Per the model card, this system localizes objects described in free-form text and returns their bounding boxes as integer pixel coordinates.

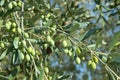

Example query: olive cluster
[87,56,99,70]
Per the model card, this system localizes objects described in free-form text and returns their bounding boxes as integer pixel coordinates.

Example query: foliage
[0,0,120,80]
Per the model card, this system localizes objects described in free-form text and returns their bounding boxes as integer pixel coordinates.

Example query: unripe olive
[76,48,81,54]
[12,1,17,6]
[93,56,98,63]
[8,2,13,9]
[68,51,72,57]
[87,60,92,66]
[31,49,35,56]
[49,40,55,46]
[24,32,29,38]
[46,36,51,42]
[44,67,49,74]
[43,44,48,49]
[47,14,51,18]
[5,23,11,30]
[12,22,16,27]
[12,28,16,33]
[21,40,26,47]
[20,52,24,60]
[48,76,52,80]
[17,27,22,34]
[27,46,33,54]
[102,56,107,63]
[62,40,67,47]
[63,49,69,54]
[26,54,30,61]
[0,42,5,48]
[91,62,96,70]
[75,57,81,64]
[36,50,41,55]
[17,1,22,7]
[51,27,56,32]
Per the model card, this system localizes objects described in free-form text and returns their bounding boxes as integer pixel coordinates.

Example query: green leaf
[0,75,9,80]
[11,67,19,77]
[13,37,19,49]
[39,69,44,80]
[108,53,120,64]
[0,49,7,60]
[81,28,102,41]
[109,32,120,52]
[70,23,80,33]
[0,0,5,6]
[52,72,57,80]
[11,51,18,65]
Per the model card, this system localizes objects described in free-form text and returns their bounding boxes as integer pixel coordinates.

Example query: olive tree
[0,0,120,80]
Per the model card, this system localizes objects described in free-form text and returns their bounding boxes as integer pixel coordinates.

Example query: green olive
[49,40,55,46]
[21,40,26,47]
[17,1,22,7]
[5,23,11,30]
[0,42,5,48]
[8,2,13,9]
[12,1,17,6]
[75,57,81,64]
[12,28,16,33]
[20,52,24,60]
[12,22,17,27]
[63,49,69,54]
[93,56,98,63]
[87,60,92,66]
[91,62,96,70]
[44,67,49,74]
[24,32,29,38]
[76,48,81,54]
[62,40,67,47]
[46,36,51,42]
[68,51,72,57]
[26,54,30,61]
[43,44,48,49]
[31,49,35,56]
[17,27,22,34]
[27,46,33,54]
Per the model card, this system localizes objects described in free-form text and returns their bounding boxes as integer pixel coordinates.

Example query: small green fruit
[5,23,11,30]
[17,27,22,34]
[12,22,16,27]
[75,57,81,64]
[76,48,81,54]
[26,54,30,61]
[20,52,24,60]
[91,62,96,70]
[43,44,48,49]
[87,60,92,66]
[62,40,67,47]
[22,40,26,47]
[24,32,29,38]
[63,49,69,54]
[0,42,5,48]
[46,36,51,42]
[12,28,16,33]
[93,56,98,63]
[49,40,55,46]
[17,1,22,7]
[31,49,35,56]
[12,1,17,6]
[102,56,107,63]
[68,51,72,57]
[27,46,33,54]
[8,2,13,9]
[44,67,49,74]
